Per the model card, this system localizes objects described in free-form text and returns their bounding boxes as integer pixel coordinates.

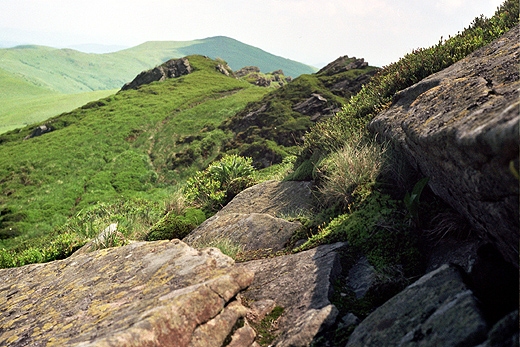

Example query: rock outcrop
[369,25,519,267]
[346,264,488,347]
[317,55,368,75]
[293,93,338,121]
[0,240,254,347]
[23,124,53,140]
[184,180,314,252]
[121,57,193,90]
[235,66,261,78]
[239,242,347,347]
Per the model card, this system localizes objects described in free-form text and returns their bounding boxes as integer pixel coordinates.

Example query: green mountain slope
[0,56,271,251]
[0,37,316,94]
[0,68,116,134]
[176,36,315,78]
[0,36,316,135]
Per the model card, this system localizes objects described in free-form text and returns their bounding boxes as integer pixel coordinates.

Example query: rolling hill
[0,36,317,134]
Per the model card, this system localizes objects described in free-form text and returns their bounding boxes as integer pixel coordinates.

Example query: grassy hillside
[0,36,316,135]
[1,0,515,271]
[0,68,116,133]
[0,55,271,263]
[0,37,316,94]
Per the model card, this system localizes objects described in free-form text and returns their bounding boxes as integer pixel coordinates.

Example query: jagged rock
[227,322,257,347]
[292,93,333,120]
[330,71,376,98]
[340,313,360,328]
[255,76,271,87]
[238,242,347,347]
[317,55,368,75]
[215,63,233,76]
[346,264,488,347]
[184,180,313,252]
[23,124,53,140]
[0,240,253,347]
[235,66,261,78]
[475,310,519,347]
[424,237,482,274]
[121,57,193,90]
[369,25,520,267]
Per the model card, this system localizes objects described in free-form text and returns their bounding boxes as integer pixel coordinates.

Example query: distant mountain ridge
[0,36,316,94]
[0,36,317,133]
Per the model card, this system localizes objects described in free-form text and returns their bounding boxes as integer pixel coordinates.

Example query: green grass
[0,90,116,134]
[0,1,516,269]
[0,37,316,135]
[0,55,271,266]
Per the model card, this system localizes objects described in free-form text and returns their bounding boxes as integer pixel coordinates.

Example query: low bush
[184,154,256,213]
[316,138,387,209]
[298,190,422,276]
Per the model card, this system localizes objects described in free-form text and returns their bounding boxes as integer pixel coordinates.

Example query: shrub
[60,198,162,241]
[185,155,256,213]
[146,208,206,241]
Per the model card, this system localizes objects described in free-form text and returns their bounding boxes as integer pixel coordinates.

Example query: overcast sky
[0,0,505,67]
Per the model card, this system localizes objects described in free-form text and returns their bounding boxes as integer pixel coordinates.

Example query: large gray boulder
[218,180,314,217]
[346,264,488,347]
[238,242,347,347]
[184,180,314,252]
[0,240,254,347]
[183,212,302,252]
[369,25,519,267]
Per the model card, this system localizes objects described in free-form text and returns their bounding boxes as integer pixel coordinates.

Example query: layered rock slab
[0,240,253,347]
[184,180,314,251]
[238,242,347,347]
[369,25,520,266]
[346,264,487,347]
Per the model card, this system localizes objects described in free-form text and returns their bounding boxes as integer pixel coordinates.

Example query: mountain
[0,53,375,263]
[0,37,316,94]
[0,36,317,134]
[0,55,270,241]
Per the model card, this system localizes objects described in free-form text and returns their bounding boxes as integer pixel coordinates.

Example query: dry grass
[317,138,387,208]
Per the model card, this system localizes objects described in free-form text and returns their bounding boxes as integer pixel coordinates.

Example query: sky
[0,0,505,67]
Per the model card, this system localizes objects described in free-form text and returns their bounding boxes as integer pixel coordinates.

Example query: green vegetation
[300,0,518,161]
[0,36,316,135]
[185,154,256,213]
[222,57,378,167]
[250,306,285,346]
[146,208,206,241]
[0,0,517,278]
[0,55,271,267]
